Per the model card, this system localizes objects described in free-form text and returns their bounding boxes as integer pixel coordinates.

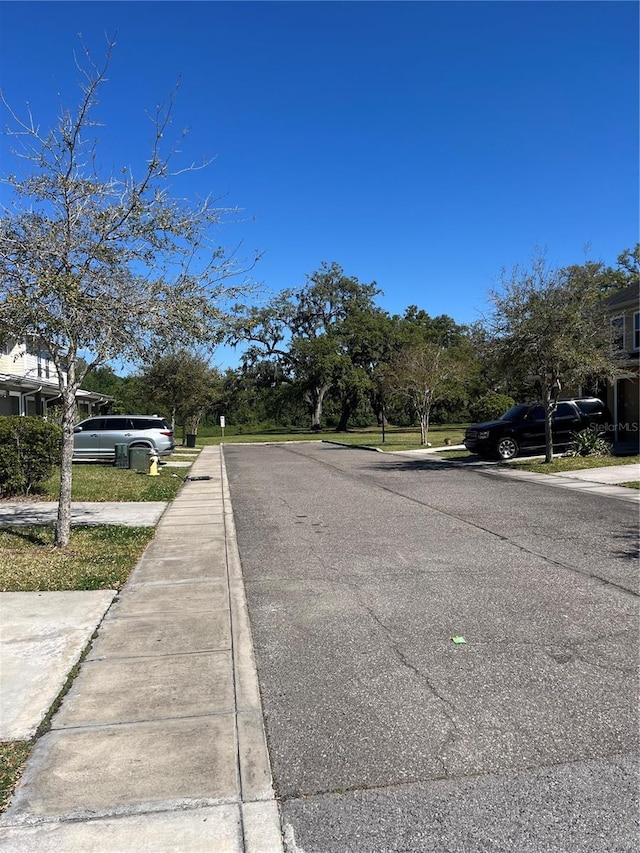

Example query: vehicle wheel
[495,436,518,460]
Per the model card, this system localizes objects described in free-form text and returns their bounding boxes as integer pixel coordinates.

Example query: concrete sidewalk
[0,591,117,741]
[471,460,640,502]
[398,448,640,503]
[0,501,167,527]
[0,446,283,852]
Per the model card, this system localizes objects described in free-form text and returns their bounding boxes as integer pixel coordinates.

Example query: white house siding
[0,344,62,385]
[0,342,109,418]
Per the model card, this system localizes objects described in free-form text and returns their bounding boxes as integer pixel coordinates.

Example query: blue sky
[1,1,638,369]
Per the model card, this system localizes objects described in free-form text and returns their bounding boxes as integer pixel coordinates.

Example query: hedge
[0,417,62,498]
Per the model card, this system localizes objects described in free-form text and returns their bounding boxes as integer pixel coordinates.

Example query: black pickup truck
[464,397,612,460]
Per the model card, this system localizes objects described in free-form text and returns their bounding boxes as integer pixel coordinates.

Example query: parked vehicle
[463,397,612,460]
[73,415,174,461]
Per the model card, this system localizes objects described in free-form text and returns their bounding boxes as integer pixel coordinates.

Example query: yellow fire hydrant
[148,452,160,476]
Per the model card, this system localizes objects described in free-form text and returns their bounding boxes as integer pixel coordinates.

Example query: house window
[37,351,51,379]
[0,392,20,416]
[610,315,624,352]
[634,312,639,351]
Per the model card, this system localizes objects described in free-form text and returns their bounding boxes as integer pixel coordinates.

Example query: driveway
[224,442,639,853]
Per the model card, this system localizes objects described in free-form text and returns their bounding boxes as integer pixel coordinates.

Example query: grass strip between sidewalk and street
[503,455,640,475]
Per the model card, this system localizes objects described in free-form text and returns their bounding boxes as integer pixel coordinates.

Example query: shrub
[0,417,62,497]
[567,428,612,458]
[469,392,516,424]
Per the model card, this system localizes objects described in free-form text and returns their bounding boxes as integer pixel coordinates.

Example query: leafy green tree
[615,244,639,280]
[561,244,639,296]
[79,365,128,412]
[0,42,254,546]
[338,307,398,428]
[388,309,477,428]
[230,262,379,429]
[137,351,222,440]
[469,391,516,423]
[487,253,624,463]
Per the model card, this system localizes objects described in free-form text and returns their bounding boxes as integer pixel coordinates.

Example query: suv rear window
[573,399,603,414]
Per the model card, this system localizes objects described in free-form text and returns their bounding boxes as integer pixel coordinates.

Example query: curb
[220,448,284,852]
[321,440,384,452]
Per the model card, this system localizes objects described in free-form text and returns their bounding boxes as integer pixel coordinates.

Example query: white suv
[73,415,175,461]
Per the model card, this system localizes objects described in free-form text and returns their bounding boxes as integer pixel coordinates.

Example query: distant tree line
[86,247,638,449]
[5,38,633,548]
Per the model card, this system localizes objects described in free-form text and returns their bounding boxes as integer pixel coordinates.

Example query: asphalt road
[224,442,639,853]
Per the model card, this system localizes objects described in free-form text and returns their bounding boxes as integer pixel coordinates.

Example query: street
[224,442,639,853]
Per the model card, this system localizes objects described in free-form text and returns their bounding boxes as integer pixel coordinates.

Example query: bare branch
[0,37,257,546]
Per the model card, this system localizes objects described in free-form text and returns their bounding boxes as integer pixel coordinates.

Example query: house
[604,282,639,445]
[0,339,111,418]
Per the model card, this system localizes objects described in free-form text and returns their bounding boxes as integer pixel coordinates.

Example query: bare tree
[385,342,467,445]
[0,40,257,545]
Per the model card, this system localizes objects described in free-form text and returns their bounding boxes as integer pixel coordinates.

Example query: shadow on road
[613,523,640,561]
[363,457,454,474]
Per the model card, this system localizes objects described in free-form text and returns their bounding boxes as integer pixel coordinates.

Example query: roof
[603,281,639,310]
[0,373,112,403]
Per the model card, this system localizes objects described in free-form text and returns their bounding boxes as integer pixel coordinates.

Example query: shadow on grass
[0,527,52,546]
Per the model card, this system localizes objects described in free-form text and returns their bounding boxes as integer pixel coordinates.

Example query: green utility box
[129,447,151,472]
[114,443,130,469]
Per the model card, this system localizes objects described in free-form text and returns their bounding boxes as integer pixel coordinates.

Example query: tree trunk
[308,383,329,430]
[336,397,355,432]
[371,392,385,426]
[55,388,77,547]
[420,413,427,445]
[543,386,556,463]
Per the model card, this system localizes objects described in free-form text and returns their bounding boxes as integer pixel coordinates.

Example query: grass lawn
[0,525,155,592]
[0,742,31,812]
[503,455,640,475]
[193,424,469,453]
[620,481,640,489]
[36,463,186,502]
